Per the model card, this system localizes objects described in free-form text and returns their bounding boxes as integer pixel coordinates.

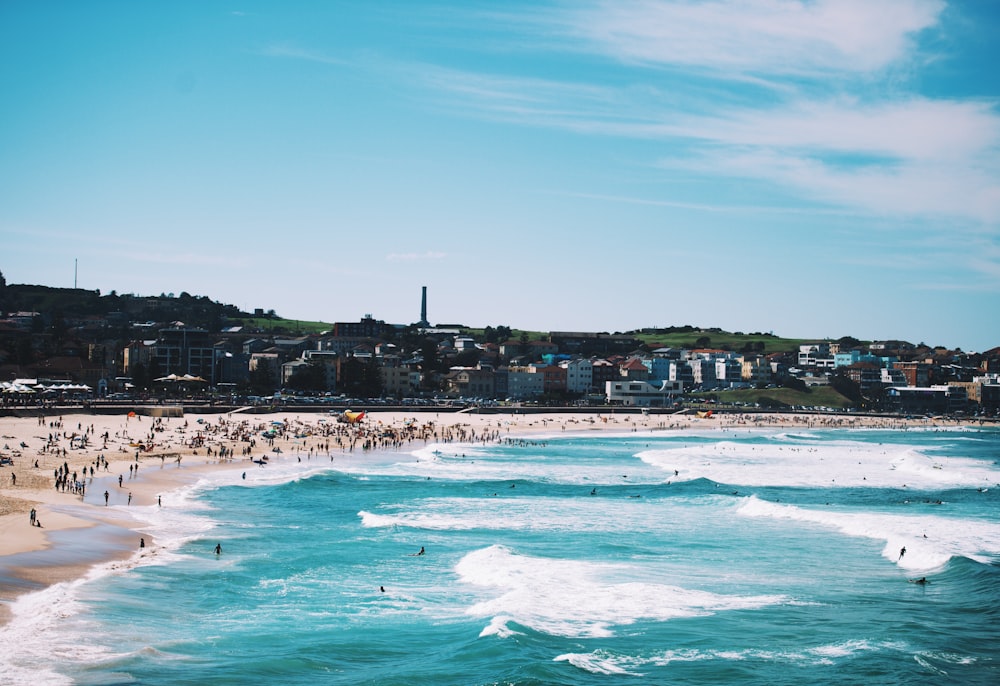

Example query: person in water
[215,543,222,555]
[416,546,425,556]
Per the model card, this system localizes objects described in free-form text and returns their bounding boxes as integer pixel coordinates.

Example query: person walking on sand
[104,490,109,506]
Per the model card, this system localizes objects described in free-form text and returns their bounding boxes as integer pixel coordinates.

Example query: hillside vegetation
[691,385,854,410]
[632,327,821,355]
[0,280,845,350]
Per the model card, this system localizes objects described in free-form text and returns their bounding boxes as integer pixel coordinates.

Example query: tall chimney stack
[419,286,429,327]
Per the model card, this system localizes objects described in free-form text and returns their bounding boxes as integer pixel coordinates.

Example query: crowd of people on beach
[2,409,980,505]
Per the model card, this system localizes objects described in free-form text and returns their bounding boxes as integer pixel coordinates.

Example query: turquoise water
[3,426,1000,684]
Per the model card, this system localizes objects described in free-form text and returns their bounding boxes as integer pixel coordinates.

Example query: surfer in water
[909,577,928,584]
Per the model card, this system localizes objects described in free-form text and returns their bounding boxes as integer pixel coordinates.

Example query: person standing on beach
[29,507,36,525]
[104,490,109,505]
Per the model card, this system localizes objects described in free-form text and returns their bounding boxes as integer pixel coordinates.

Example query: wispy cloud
[547,189,853,216]
[401,1,1000,230]
[562,0,945,78]
[256,2,1000,237]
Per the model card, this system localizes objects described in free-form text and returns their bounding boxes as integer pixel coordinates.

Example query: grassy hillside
[234,321,827,354]
[632,329,818,354]
[691,385,855,410]
[234,317,334,334]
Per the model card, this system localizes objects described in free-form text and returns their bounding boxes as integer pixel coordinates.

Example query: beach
[1,407,998,684]
[0,405,969,627]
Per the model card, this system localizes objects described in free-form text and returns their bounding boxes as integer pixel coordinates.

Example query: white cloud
[264,2,1000,234]
[679,147,1000,222]
[654,97,1000,223]
[565,0,945,77]
[409,1,1000,230]
[669,98,1000,162]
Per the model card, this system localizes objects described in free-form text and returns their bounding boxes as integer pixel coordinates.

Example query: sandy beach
[0,406,970,626]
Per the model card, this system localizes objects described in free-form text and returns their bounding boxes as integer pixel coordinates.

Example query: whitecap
[455,545,785,639]
[737,495,1000,571]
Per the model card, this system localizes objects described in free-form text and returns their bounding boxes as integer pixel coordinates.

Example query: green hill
[691,385,855,410]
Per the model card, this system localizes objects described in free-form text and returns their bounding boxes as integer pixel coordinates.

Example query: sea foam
[638,436,1000,489]
[737,495,1000,571]
[455,544,784,639]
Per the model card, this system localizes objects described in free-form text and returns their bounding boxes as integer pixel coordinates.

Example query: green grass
[632,331,819,354]
[691,385,855,409]
[228,320,840,355]
[232,317,333,334]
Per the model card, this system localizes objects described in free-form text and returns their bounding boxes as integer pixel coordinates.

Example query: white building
[798,343,835,368]
[560,358,594,394]
[714,358,744,385]
[606,379,684,407]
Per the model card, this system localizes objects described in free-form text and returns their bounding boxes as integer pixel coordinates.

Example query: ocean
[2,424,999,685]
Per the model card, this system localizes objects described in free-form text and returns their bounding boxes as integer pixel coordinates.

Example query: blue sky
[1,1,998,351]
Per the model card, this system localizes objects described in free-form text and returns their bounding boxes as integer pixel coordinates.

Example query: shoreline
[0,408,987,627]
